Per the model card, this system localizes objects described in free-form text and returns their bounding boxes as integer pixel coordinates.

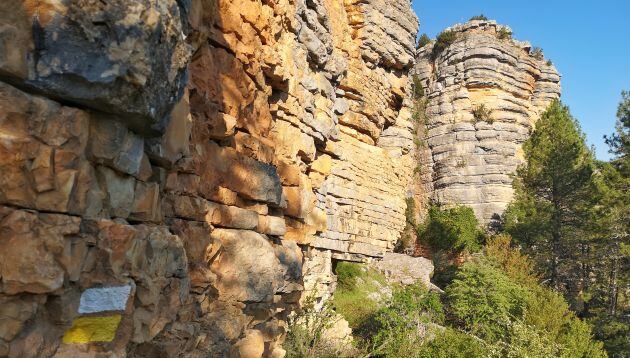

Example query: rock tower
[414,20,561,224]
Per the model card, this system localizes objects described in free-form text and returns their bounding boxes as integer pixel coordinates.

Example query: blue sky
[411,0,629,160]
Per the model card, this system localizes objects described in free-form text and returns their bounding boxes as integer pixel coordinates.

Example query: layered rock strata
[0,0,418,356]
[414,20,561,224]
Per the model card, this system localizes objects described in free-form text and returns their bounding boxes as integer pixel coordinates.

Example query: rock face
[0,0,418,356]
[375,253,435,288]
[414,20,561,224]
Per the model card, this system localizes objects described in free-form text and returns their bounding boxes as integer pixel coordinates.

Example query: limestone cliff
[414,20,561,224]
[0,0,418,357]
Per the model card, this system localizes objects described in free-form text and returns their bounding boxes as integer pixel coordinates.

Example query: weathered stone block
[210,229,284,302]
[0,0,191,134]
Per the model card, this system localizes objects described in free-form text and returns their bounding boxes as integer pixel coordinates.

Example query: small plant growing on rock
[285,294,351,358]
[398,197,419,253]
[469,14,488,21]
[472,104,493,123]
[530,46,544,60]
[412,74,424,99]
[417,33,431,49]
[497,27,512,40]
[546,59,553,66]
[432,30,458,59]
[413,164,423,175]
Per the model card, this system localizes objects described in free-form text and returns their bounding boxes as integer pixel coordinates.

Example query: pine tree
[590,91,630,356]
[504,100,598,302]
[605,91,630,175]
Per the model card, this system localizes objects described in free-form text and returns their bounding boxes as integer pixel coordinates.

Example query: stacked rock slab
[414,20,561,224]
[0,0,418,356]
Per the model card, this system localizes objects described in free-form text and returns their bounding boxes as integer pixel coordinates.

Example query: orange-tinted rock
[196,141,283,206]
[0,208,80,294]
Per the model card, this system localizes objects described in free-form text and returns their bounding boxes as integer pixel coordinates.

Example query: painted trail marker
[78,285,132,314]
[63,284,133,344]
[62,315,123,344]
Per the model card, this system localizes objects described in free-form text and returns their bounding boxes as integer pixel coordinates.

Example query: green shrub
[412,74,424,99]
[524,286,607,358]
[335,261,363,290]
[432,30,458,59]
[501,320,558,358]
[420,205,484,253]
[446,259,532,341]
[413,164,423,175]
[483,234,538,286]
[417,33,431,48]
[419,328,490,358]
[397,197,418,253]
[497,27,513,40]
[369,284,445,357]
[333,263,388,329]
[592,316,629,357]
[530,46,544,60]
[469,14,488,21]
[472,104,493,123]
[444,244,607,357]
[285,296,351,358]
[546,59,553,66]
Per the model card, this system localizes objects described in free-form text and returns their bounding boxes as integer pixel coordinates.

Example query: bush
[483,234,537,286]
[285,296,351,358]
[397,197,418,253]
[469,14,488,21]
[444,243,607,357]
[531,46,544,60]
[420,205,485,253]
[417,33,431,48]
[472,104,493,123]
[333,263,388,329]
[335,261,363,290]
[369,283,444,357]
[446,259,532,341]
[419,328,490,358]
[432,30,458,59]
[497,27,513,40]
[592,316,629,357]
[412,74,424,99]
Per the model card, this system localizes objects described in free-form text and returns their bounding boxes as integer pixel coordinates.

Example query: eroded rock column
[415,20,561,224]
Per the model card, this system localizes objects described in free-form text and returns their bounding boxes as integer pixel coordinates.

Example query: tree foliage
[432,30,458,59]
[503,97,628,356]
[504,100,597,296]
[421,205,485,253]
[469,14,488,21]
[445,236,606,357]
[417,33,431,48]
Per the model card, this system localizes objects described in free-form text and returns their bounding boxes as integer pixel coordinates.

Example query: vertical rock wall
[0,0,418,356]
[415,20,561,224]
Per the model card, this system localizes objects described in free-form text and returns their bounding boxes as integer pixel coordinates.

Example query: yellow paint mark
[62,315,122,344]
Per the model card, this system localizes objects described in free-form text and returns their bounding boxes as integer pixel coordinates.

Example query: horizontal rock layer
[414,20,561,224]
[0,0,418,356]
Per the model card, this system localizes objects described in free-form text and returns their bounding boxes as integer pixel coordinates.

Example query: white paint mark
[78,285,133,314]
